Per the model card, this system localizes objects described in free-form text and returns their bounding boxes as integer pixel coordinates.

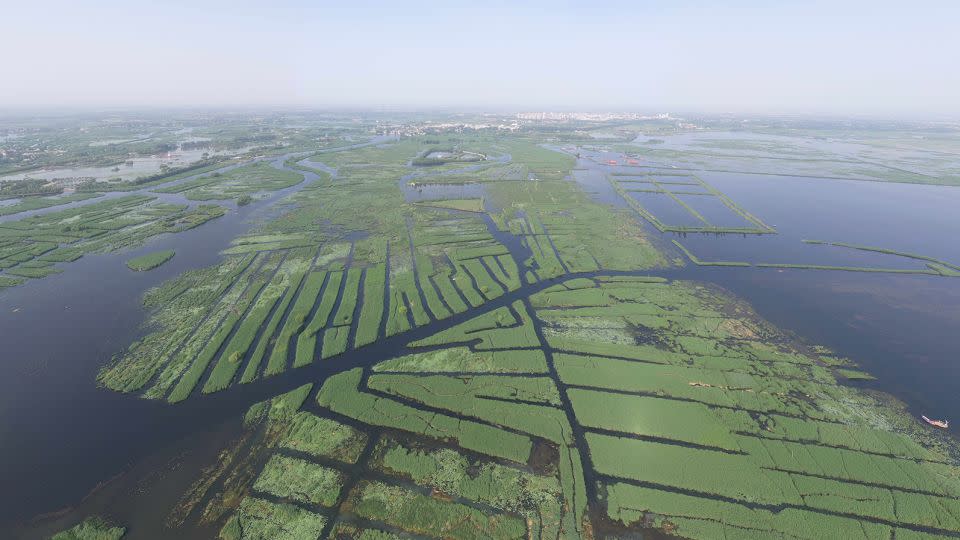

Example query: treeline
[0,179,63,199]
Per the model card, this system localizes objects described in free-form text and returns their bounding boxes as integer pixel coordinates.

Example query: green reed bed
[240,270,306,383]
[349,480,527,540]
[294,271,340,368]
[317,368,531,463]
[125,249,175,271]
[252,454,343,507]
[219,497,326,540]
[278,412,368,463]
[355,263,386,347]
[265,270,326,376]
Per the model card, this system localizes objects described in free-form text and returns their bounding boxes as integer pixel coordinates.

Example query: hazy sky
[5,0,959,115]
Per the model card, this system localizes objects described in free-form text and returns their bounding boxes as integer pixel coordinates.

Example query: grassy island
[125,249,175,271]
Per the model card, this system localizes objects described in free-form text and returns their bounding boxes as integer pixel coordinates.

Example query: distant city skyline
[5,0,959,116]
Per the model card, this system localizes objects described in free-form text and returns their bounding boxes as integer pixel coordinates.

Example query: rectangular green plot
[740,437,958,497]
[279,412,368,463]
[252,455,343,507]
[320,325,350,359]
[369,373,567,443]
[356,263,386,347]
[495,254,521,290]
[331,267,361,326]
[587,433,802,505]
[554,353,826,418]
[413,253,451,320]
[569,389,740,451]
[352,481,527,540]
[744,414,943,462]
[374,439,566,540]
[265,271,326,375]
[373,347,548,374]
[531,287,613,308]
[219,497,327,540]
[452,264,485,307]
[432,272,469,313]
[548,338,684,363]
[386,271,429,336]
[605,482,891,540]
[449,243,509,261]
[294,271,341,368]
[551,234,601,273]
[524,234,565,279]
[317,369,531,463]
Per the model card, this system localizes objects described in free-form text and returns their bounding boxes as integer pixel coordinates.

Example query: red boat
[922,415,949,429]
[627,159,640,165]
[606,160,618,165]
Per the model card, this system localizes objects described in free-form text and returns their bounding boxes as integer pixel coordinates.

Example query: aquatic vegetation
[125,249,175,271]
[252,454,343,506]
[373,438,567,539]
[348,481,527,540]
[355,263,386,347]
[278,412,367,463]
[156,161,303,201]
[266,270,327,375]
[218,497,326,540]
[51,516,126,540]
[4,265,62,278]
[0,275,24,288]
[295,271,342,367]
[0,192,102,217]
[373,346,548,373]
[68,132,960,540]
[0,195,223,287]
[317,368,532,463]
[838,368,878,380]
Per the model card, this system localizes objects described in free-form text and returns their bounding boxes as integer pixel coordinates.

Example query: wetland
[3,112,960,540]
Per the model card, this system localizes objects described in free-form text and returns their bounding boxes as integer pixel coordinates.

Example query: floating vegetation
[51,516,126,540]
[125,249,175,271]
[0,196,224,287]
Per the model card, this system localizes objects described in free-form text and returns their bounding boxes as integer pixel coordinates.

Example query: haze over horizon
[5,0,960,117]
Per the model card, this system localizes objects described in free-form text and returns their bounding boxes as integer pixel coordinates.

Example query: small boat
[606,160,618,165]
[922,415,949,429]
